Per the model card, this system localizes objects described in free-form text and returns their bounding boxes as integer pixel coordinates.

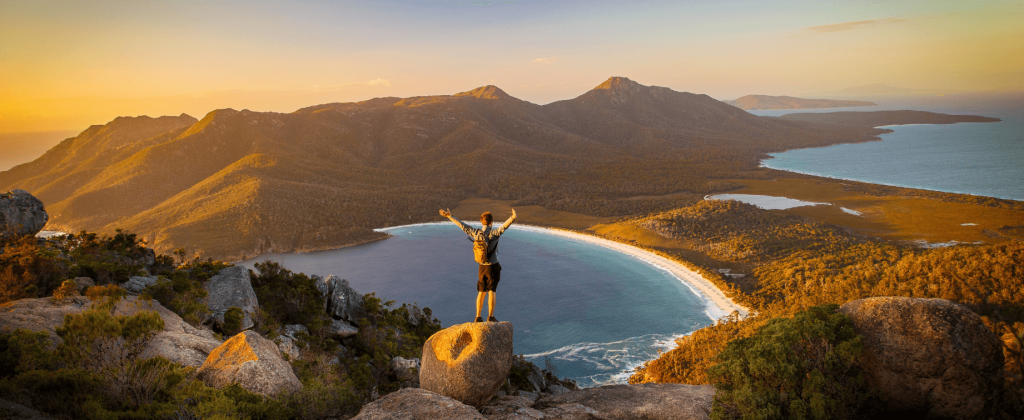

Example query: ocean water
[752,104,1024,201]
[238,223,716,387]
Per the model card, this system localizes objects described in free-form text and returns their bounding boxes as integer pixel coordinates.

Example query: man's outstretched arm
[493,208,517,236]
[439,208,480,236]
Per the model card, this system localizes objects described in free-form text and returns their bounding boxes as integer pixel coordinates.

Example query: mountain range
[3,77,985,260]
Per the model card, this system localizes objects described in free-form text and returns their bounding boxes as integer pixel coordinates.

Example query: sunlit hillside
[1,77,991,261]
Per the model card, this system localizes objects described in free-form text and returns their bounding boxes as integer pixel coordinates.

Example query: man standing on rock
[439,208,517,323]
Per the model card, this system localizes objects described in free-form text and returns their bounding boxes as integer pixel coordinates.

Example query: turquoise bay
[239,223,716,387]
[754,106,1024,201]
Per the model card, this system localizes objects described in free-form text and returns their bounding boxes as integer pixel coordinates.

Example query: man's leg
[487,291,496,318]
[476,292,486,319]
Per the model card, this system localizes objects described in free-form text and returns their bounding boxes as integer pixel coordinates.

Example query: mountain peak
[594,76,642,91]
[454,85,510,100]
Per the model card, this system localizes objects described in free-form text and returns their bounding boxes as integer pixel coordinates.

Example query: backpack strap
[485,238,499,259]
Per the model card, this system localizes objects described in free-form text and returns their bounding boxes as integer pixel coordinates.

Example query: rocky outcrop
[204,266,258,330]
[319,275,365,323]
[840,297,1004,419]
[122,275,158,295]
[0,190,48,240]
[390,356,420,382]
[421,321,514,407]
[359,383,714,419]
[330,318,359,339]
[0,296,221,367]
[277,324,307,360]
[198,331,301,396]
[532,383,715,419]
[351,388,486,420]
[72,277,94,292]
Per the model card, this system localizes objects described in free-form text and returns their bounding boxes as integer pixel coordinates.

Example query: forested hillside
[627,200,1023,407]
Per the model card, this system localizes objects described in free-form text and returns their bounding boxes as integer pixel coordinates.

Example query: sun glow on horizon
[1,0,1021,134]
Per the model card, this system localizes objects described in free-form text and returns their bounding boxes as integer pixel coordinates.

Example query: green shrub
[709,304,870,420]
[250,261,327,327]
[85,284,128,303]
[2,368,104,418]
[280,376,362,419]
[53,278,79,302]
[0,329,58,378]
[143,271,211,326]
[223,307,244,336]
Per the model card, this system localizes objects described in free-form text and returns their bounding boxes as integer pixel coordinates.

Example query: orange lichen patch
[432,326,479,366]
[202,333,258,370]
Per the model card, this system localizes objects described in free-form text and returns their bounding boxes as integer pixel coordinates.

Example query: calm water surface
[752,105,1024,201]
[239,223,717,387]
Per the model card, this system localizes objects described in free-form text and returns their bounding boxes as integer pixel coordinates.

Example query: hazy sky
[2,0,1021,133]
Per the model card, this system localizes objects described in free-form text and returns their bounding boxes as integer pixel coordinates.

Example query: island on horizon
[726,94,876,110]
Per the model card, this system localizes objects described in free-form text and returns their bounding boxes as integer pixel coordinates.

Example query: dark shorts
[477,263,501,292]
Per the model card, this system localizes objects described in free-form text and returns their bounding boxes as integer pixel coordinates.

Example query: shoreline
[377,222,749,320]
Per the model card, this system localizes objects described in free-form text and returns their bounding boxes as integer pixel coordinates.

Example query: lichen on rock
[197,330,301,396]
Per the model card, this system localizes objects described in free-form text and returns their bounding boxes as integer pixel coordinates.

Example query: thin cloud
[366,78,391,87]
[532,57,558,64]
[804,17,906,34]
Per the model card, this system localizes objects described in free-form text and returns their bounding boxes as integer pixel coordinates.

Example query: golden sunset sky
[1,0,1022,134]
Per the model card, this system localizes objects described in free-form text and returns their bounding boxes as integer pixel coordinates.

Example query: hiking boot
[488,316,497,322]
[475,317,484,323]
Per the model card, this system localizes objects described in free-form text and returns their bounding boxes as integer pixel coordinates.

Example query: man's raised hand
[511,208,517,219]
[439,209,451,218]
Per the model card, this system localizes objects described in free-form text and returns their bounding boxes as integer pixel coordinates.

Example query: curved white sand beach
[514,225,749,319]
[379,222,749,320]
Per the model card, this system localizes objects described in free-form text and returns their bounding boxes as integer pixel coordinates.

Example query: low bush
[709,305,870,420]
[52,278,79,303]
[143,271,211,327]
[222,307,244,336]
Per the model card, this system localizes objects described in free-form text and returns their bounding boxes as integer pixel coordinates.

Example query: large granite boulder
[421,321,514,407]
[319,275,365,323]
[0,296,222,367]
[532,383,715,420]
[122,275,159,295]
[0,190,48,240]
[204,266,258,330]
[839,297,1004,419]
[198,331,301,396]
[351,388,485,420]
